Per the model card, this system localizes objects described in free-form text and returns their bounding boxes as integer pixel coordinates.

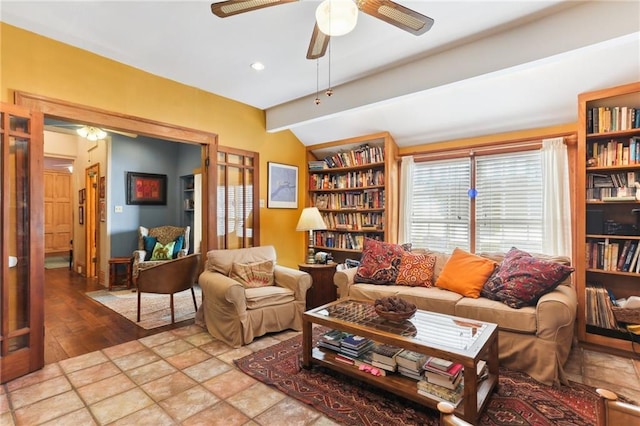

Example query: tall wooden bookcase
[305,132,399,263]
[576,81,640,354]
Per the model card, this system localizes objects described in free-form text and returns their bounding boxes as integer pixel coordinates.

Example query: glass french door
[1,102,45,383]
[216,147,259,249]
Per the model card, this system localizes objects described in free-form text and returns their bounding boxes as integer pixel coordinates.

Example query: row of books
[314,232,382,250]
[323,144,385,169]
[585,282,619,330]
[318,330,487,407]
[320,211,384,231]
[586,239,640,273]
[587,171,639,188]
[309,169,385,190]
[587,138,640,167]
[586,107,640,134]
[311,190,385,210]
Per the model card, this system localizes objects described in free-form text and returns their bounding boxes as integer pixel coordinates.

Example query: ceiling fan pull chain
[326,40,333,97]
[315,59,321,105]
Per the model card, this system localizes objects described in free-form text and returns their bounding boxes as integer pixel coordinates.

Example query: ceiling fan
[45,122,138,140]
[211,0,434,59]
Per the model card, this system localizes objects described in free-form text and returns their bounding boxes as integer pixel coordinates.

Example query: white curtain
[398,156,414,244]
[541,137,572,256]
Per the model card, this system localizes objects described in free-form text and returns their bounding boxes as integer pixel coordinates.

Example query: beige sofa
[334,250,577,386]
[198,246,312,348]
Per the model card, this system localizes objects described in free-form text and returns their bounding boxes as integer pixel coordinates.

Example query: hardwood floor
[44,267,192,364]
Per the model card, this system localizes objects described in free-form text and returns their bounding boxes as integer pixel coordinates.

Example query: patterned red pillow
[485,247,574,308]
[354,238,412,284]
[395,251,437,287]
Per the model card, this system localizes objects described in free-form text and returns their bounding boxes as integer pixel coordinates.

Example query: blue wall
[110,135,200,257]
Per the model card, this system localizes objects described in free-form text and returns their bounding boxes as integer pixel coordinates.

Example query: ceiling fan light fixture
[315,0,358,37]
[77,126,107,141]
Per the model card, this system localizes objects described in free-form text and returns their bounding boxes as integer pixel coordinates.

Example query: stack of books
[416,378,463,407]
[308,160,328,170]
[417,357,464,406]
[318,329,349,352]
[370,343,403,372]
[396,349,427,381]
[340,335,374,358]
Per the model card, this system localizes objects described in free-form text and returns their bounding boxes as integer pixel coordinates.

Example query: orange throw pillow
[396,252,437,287]
[435,248,496,298]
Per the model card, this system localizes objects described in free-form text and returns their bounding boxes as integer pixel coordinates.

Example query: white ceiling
[2,1,639,147]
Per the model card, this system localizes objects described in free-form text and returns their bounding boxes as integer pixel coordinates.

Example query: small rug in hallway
[86,286,202,330]
[235,328,600,426]
[45,256,70,269]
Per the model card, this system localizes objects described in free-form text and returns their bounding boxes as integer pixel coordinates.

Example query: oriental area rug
[235,328,599,426]
[86,286,202,330]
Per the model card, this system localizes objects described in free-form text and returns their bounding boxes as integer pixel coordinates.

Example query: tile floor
[1,325,639,425]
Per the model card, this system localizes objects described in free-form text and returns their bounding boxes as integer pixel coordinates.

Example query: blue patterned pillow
[172,235,184,259]
[143,236,157,261]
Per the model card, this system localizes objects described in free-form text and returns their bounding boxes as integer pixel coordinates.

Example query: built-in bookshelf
[305,132,399,263]
[576,82,640,354]
[180,174,195,253]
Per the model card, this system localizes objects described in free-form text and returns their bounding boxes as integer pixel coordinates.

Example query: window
[409,150,543,253]
[217,148,259,249]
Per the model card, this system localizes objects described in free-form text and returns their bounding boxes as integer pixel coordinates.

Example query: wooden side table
[108,257,132,291]
[299,262,338,310]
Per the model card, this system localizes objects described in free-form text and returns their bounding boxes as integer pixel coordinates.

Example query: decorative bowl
[374,305,417,322]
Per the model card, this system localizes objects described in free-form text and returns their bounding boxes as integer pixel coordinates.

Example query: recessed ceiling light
[250,62,265,71]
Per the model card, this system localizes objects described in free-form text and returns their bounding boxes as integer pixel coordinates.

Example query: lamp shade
[296,207,327,231]
[315,0,358,37]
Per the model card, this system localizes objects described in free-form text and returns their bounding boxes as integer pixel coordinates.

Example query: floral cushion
[483,247,574,308]
[230,260,275,288]
[395,251,437,287]
[354,238,412,284]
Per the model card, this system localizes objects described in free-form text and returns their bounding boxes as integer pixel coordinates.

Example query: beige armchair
[198,245,311,347]
[132,225,190,282]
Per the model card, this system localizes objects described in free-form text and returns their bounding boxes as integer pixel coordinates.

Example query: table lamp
[296,207,327,264]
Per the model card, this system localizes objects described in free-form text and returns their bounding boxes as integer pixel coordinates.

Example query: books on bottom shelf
[396,349,428,371]
[397,365,423,381]
[424,367,463,390]
[417,379,463,407]
[371,343,403,365]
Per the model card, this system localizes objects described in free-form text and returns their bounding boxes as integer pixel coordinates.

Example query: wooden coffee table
[302,299,499,424]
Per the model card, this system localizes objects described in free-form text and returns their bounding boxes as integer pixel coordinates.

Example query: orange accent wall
[0,23,307,267]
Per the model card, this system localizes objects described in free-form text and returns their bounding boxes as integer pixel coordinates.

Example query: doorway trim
[14,91,218,254]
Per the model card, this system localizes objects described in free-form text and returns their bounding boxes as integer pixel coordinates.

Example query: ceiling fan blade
[358,0,434,35]
[306,24,330,60]
[211,0,296,18]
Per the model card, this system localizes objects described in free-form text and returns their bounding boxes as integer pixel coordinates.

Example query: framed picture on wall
[79,206,84,225]
[126,172,167,205]
[99,176,106,199]
[79,189,85,205]
[267,162,298,209]
[99,199,106,222]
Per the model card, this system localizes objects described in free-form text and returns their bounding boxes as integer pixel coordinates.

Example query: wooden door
[85,165,99,278]
[1,102,45,383]
[44,170,72,255]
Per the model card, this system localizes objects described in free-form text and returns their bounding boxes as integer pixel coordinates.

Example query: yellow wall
[1,23,306,267]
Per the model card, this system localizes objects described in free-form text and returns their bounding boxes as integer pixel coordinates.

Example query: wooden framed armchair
[198,246,311,347]
[137,253,200,323]
[132,225,190,282]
